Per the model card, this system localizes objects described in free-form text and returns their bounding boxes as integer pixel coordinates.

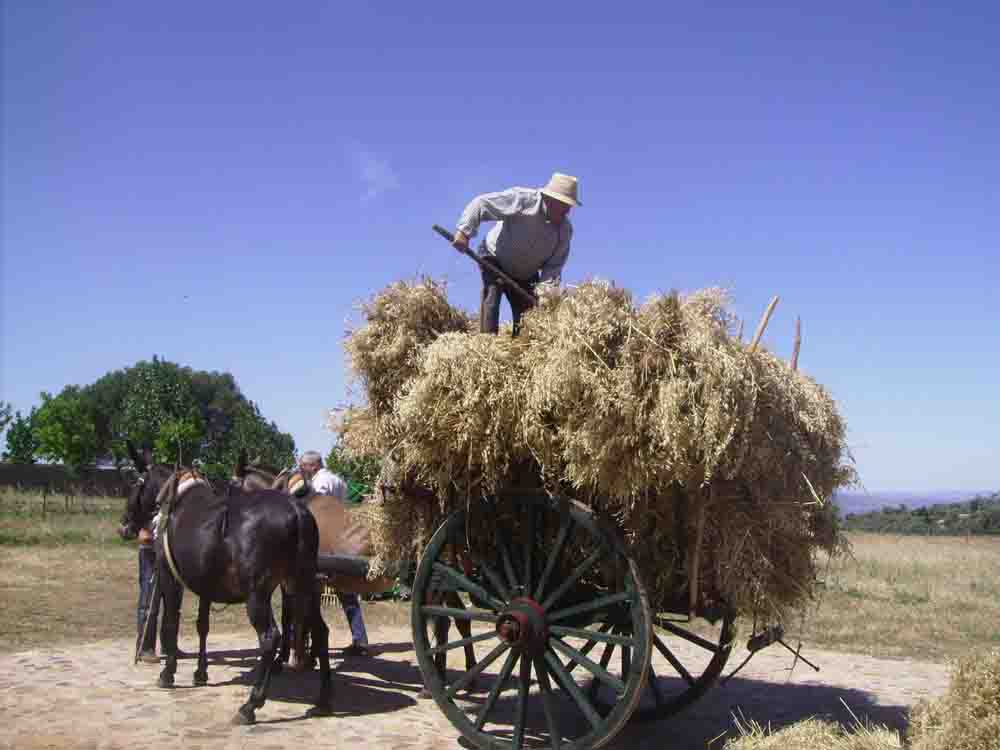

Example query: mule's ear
[235,448,248,478]
[127,440,147,474]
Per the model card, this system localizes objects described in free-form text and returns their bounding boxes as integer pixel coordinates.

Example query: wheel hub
[495,597,548,655]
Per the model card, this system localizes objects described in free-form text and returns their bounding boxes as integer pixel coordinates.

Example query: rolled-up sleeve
[456,188,530,239]
[539,223,572,283]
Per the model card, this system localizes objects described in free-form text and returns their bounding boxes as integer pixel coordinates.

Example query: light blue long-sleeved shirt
[456,187,572,283]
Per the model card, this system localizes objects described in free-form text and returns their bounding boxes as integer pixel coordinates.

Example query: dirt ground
[0,624,948,750]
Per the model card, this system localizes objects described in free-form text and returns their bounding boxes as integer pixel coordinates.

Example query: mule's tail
[289,500,320,662]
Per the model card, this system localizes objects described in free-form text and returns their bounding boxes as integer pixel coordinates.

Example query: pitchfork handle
[432,224,536,306]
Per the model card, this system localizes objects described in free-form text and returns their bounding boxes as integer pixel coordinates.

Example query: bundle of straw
[336,277,855,618]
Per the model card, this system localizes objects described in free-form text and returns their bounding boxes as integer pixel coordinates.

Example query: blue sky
[2,2,997,492]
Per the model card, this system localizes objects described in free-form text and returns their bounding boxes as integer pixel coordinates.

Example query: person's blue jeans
[337,592,368,646]
[137,545,159,651]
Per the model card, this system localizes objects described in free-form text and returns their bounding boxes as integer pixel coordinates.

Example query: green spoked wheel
[590,607,737,722]
[411,491,653,750]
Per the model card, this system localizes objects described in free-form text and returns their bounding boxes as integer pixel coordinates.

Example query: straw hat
[540,172,581,207]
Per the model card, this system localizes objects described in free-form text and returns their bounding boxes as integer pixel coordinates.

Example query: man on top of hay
[451,172,580,335]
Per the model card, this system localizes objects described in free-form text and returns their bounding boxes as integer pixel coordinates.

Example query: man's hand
[452,230,469,252]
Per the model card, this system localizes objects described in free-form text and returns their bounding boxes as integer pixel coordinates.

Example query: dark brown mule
[233,456,480,696]
[123,450,333,725]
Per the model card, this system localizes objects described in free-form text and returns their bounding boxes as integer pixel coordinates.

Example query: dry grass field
[796,532,1000,662]
[0,488,408,654]
[2,489,998,662]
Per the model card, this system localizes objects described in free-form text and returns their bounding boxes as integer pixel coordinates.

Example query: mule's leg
[307,586,333,715]
[157,557,184,689]
[284,587,314,672]
[445,590,479,673]
[234,591,281,725]
[273,587,290,674]
[193,597,210,685]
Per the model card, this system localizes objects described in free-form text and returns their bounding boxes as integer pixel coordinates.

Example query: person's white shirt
[310,468,348,499]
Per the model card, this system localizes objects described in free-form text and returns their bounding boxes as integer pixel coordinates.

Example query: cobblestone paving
[0,626,949,750]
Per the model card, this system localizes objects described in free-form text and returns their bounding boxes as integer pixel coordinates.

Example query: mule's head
[231,448,282,493]
[119,441,172,539]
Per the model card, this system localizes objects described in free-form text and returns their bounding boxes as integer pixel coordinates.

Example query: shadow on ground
[159,643,914,748]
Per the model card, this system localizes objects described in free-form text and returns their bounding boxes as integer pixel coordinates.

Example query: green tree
[10,358,296,479]
[0,401,12,434]
[325,443,381,503]
[81,368,130,460]
[33,390,99,470]
[116,358,203,463]
[154,415,204,466]
[194,399,295,480]
[3,409,39,463]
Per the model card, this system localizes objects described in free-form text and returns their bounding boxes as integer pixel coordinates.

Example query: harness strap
[159,473,209,593]
[162,525,195,593]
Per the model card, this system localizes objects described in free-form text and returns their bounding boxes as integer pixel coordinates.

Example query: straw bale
[908,647,1000,750]
[393,332,530,495]
[335,276,855,619]
[724,717,901,750]
[520,280,643,497]
[354,457,445,580]
[343,276,472,417]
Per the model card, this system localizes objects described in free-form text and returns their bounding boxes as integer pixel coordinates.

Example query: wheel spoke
[620,636,631,680]
[544,649,603,730]
[446,641,509,698]
[547,591,631,623]
[498,528,520,592]
[420,605,497,624]
[561,622,614,673]
[540,546,607,611]
[534,657,563,750]
[474,648,520,730]
[587,638,616,700]
[432,563,505,611]
[428,630,497,656]
[653,634,695,686]
[657,619,720,653]
[513,648,531,749]
[471,553,511,603]
[550,623,632,647]
[550,637,625,693]
[534,510,572,601]
[523,498,535,595]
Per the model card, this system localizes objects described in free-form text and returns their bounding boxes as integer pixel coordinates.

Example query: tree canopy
[2,408,38,464]
[3,357,296,479]
[325,443,381,503]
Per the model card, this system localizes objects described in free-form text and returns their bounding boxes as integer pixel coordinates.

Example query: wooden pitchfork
[432,224,536,307]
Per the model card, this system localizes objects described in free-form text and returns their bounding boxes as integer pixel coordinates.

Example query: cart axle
[495,597,549,655]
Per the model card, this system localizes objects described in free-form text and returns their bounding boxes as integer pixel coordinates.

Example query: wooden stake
[791,316,801,371]
[736,319,744,342]
[748,296,780,353]
[689,486,711,618]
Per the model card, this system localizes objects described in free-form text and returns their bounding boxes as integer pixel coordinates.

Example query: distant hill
[837,490,1000,536]
[832,489,995,516]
